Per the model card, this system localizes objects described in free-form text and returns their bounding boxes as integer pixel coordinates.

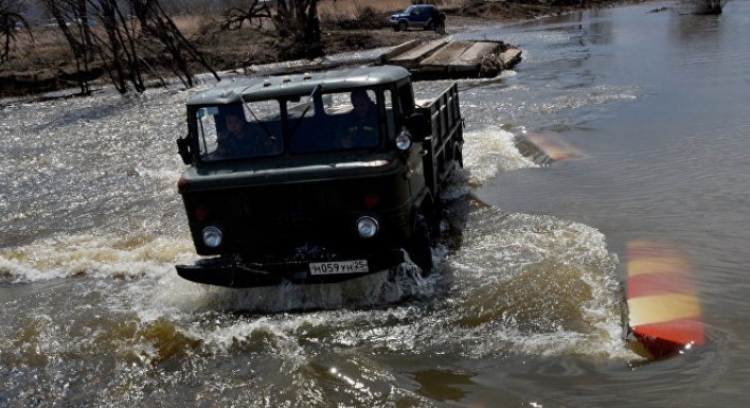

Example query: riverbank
[0,0,652,98]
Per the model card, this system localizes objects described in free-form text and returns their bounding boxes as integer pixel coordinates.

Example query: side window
[196,107,219,158]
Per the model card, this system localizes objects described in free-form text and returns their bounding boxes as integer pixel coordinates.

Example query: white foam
[463,126,537,185]
[0,233,195,283]
[446,209,639,361]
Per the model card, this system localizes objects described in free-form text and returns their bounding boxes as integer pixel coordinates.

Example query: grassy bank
[0,0,638,98]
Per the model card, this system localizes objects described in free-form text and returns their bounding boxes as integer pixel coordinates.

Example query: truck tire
[409,214,434,274]
[398,21,408,32]
[454,146,463,168]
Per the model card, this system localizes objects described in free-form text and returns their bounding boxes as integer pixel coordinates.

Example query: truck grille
[184,174,412,254]
[228,184,339,216]
[224,183,345,238]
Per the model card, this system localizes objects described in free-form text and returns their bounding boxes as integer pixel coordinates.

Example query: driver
[336,90,379,149]
[215,106,281,157]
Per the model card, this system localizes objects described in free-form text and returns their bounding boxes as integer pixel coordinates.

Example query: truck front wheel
[454,146,464,168]
[409,214,434,274]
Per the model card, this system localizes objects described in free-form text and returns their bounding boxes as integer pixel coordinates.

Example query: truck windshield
[289,88,386,154]
[195,89,395,160]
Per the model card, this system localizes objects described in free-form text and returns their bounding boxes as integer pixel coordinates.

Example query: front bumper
[175,249,405,288]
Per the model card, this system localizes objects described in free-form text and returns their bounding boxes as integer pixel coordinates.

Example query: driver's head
[223,106,246,136]
[225,114,244,135]
[350,90,373,118]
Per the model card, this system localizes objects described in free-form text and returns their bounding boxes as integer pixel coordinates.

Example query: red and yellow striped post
[626,241,705,360]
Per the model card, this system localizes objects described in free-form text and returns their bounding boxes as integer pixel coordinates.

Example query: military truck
[175,65,464,287]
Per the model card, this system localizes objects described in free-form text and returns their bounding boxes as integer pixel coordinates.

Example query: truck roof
[187,65,411,107]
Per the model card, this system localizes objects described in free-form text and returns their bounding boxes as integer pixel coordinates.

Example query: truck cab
[175,66,463,287]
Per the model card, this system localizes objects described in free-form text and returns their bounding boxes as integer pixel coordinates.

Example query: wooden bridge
[381,39,522,78]
[244,39,522,79]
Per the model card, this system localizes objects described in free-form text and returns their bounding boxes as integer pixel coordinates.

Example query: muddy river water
[2,1,750,406]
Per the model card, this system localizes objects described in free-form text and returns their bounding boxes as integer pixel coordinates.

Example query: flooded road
[3,1,750,406]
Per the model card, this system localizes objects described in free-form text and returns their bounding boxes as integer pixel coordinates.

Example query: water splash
[446,206,632,360]
[462,126,538,185]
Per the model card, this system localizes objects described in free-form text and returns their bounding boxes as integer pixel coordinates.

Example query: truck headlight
[202,226,223,248]
[356,216,379,238]
[396,131,412,151]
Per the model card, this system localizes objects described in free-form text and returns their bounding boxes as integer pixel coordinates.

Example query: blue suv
[389,4,444,32]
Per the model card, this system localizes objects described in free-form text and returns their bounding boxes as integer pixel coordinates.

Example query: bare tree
[94,0,147,93]
[222,0,272,30]
[223,0,323,60]
[38,0,98,94]
[129,0,219,88]
[276,0,322,58]
[36,0,219,94]
[0,0,31,64]
[690,0,729,14]
[158,0,217,15]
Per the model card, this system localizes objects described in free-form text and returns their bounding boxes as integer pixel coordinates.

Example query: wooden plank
[380,40,421,64]
[388,40,448,69]
[382,39,522,78]
[499,48,523,68]
[419,41,474,69]
[421,41,502,72]
[452,42,501,65]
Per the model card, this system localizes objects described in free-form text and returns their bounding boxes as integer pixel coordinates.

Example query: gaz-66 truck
[175,65,464,287]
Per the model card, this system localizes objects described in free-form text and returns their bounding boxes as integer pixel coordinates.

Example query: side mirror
[176,136,192,165]
[406,112,429,142]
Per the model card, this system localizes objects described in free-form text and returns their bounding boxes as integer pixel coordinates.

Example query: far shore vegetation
[0,0,730,98]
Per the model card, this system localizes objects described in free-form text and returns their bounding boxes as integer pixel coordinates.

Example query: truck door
[386,87,425,198]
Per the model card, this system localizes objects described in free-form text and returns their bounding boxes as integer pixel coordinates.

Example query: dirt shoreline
[0,0,653,99]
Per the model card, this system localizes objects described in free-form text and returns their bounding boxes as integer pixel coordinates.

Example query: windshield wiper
[238,90,276,140]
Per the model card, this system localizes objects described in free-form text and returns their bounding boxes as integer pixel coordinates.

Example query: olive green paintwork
[186,65,412,106]
[174,66,463,287]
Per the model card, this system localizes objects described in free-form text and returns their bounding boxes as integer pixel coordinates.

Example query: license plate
[309,260,369,275]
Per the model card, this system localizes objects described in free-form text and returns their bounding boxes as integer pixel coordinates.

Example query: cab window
[196,101,283,161]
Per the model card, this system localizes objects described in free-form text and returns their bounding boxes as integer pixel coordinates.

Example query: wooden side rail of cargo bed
[418,83,463,196]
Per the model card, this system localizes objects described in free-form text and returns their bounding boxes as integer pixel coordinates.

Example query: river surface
[2,1,750,406]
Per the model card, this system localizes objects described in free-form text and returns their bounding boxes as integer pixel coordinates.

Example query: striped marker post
[626,241,705,360]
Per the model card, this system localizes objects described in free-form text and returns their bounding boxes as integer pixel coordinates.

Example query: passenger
[336,90,379,149]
